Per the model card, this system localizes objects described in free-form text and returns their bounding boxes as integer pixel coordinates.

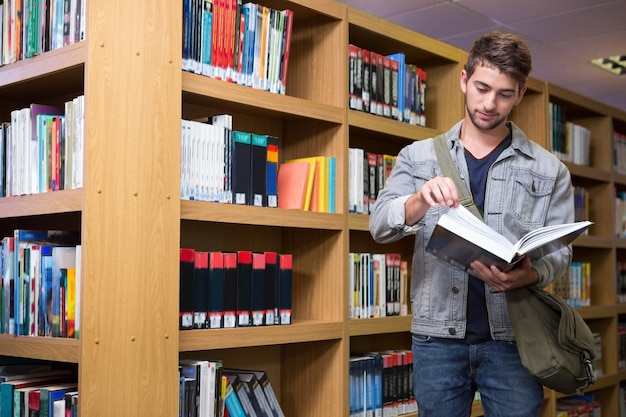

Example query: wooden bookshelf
[1,1,625,416]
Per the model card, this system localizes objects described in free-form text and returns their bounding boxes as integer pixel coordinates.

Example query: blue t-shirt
[463,133,512,344]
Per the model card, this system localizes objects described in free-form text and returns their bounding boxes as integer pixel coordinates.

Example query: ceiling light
[590,55,626,76]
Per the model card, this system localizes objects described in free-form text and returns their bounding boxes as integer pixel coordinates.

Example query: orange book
[277,161,310,210]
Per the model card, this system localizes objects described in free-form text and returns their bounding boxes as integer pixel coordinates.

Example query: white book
[426,205,593,272]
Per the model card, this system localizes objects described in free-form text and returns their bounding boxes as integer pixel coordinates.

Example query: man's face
[460,64,526,131]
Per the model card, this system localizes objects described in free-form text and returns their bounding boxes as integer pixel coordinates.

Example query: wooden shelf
[0,334,79,363]
[181,200,344,230]
[349,316,411,337]
[0,189,83,218]
[180,320,344,351]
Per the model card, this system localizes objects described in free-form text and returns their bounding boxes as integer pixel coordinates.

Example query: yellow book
[283,157,322,211]
[285,156,328,212]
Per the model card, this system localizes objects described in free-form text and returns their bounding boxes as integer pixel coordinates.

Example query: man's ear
[460,69,468,94]
[515,84,527,105]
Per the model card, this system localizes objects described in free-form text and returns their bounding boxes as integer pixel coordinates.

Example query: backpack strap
[433,133,482,220]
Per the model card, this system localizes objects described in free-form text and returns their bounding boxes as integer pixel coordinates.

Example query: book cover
[386,52,405,122]
[276,161,310,210]
[179,248,195,330]
[250,134,267,207]
[223,252,238,328]
[231,130,252,205]
[193,251,209,329]
[278,254,292,325]
[208,252,225,329]
[236,250,252,327]
[250,252,265,326]
[426,205,593,272]
[265,135,278,208]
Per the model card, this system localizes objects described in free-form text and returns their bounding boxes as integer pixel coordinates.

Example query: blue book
[386,53,406,122]
[265,136,278,208]
[327,157,336,213]
[13,230,48,335]
[200,0,213,76]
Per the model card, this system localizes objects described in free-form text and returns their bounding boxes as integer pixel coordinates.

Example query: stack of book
[348,148,397,215]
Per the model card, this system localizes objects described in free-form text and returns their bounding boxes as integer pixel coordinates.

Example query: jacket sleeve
[369,144,423,244]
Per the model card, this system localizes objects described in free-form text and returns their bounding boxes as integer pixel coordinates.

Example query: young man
[369,31,574,417]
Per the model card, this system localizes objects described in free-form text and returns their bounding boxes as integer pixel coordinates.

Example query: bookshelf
[0,0,625,416]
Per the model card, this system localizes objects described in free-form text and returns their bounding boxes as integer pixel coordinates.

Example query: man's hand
[469,256,539,292]
[405,176,459,226]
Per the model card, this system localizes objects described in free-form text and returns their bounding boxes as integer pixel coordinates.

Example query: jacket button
[451,286,460,293]
[448,328,456,335]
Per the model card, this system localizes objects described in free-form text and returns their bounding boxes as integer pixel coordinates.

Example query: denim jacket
[369,121,574,341]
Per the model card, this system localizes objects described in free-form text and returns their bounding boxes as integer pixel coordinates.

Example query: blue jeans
[412,334,543,417]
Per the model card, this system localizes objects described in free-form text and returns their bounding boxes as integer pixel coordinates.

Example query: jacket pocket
[509,168,554,229]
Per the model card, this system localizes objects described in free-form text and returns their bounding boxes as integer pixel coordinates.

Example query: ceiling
[336,0,626,114]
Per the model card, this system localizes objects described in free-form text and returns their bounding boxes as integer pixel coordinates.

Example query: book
[222,252,238,328]
[250,133,267,207]
[276,161,310,210]
[39,382,77,417]
[263,252,278,325]
[250,252,266,326]
[231,130,252,205]
[426,205,593,272]
[193,251,209,329]
[236,250,252,327]
[265,135,278,208]
[278,254,292,325]
[208,252,225,329]
[179,248,195,330]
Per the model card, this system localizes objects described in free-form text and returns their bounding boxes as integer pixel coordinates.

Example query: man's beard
[466,103,507,131]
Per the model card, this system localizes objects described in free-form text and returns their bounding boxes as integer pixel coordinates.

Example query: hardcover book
[426,205,593,272]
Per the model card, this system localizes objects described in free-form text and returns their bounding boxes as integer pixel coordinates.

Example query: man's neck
[460,120,510,159]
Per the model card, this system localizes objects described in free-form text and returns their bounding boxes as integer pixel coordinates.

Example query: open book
[426,205,593,272]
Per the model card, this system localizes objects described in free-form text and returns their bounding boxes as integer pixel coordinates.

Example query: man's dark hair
[465,31,532,91]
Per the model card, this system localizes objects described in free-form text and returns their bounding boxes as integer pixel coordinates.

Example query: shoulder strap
[433,133,483,220]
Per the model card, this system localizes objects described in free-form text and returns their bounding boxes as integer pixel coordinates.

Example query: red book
[279,9,293,94]
[277,161,310,210]
[236,250,252,327]
[179,248,195,330]
[250,253,266,326]
[193,251,209,329]
[264,251,278,325]
[278,254,292,325]
[208,252,225,329]
[222,252,238,328]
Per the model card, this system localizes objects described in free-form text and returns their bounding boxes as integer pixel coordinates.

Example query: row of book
[0,0,85,66]
[0,95,84,197]
[181,114,336,212]
[0,229,81,338]
[550,261,591,308]
[179,359,285,417]
[349,253,408,320]
[349,45,427,127]
[617,191,626,238]
[614,130,626,175]
[182,0,293,95]
[0,364,77,417]
[348,148,397,215]
[349,350,417,417]
[548,102,592,166]
[557,394,602,416]
[180,249,292,330]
